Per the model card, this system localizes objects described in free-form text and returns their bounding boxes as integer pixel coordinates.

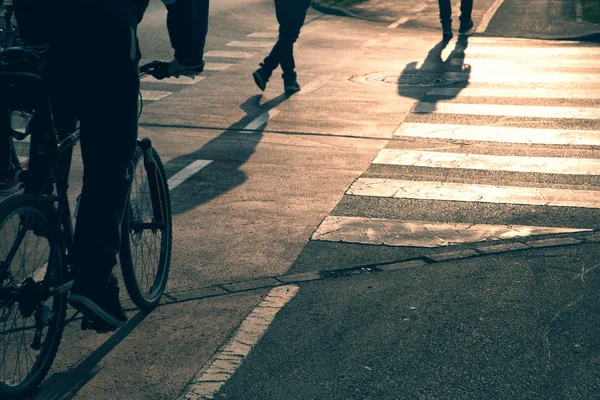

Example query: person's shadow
[165,92,290,216]
[398,35,470,114]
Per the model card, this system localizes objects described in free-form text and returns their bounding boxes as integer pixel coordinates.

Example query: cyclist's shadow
[398,35,470,113]
[167,92,289,216]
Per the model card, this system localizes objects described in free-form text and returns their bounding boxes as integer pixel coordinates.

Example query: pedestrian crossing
[312,37,600,248]
[138,30,277,104]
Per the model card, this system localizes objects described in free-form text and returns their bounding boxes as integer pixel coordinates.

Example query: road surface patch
[312,216,590,247]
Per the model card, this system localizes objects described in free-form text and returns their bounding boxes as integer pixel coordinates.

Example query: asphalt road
[8,0,600,399]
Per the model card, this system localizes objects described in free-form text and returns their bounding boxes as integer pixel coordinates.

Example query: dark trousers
[15,2,142,280]
[262,0,311,79]
[438,0,473,22]
[166,0,209,65]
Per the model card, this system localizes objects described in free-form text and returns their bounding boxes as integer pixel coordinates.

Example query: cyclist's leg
[61,10,139,329]
[72,21,138,280]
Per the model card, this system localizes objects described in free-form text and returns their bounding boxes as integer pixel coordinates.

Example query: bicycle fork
[138,138,164,227]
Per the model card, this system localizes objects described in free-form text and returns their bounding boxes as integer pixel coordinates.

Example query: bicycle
[0,46,174,399]
[0,0,20,51]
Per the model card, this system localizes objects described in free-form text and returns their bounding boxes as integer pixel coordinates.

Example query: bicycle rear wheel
[120,143,172,310]
[0,194,67,399]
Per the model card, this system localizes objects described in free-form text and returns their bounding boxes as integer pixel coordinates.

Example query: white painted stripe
[240,109,280,132]
[395,122,600,145]
[226,41,275,48]
[167,160,213,191]
[468,71,600,83]
[450,58,600,69]
[204,63,235,71]
[141,75,205,85]
[373,149,600,175]
[413,4,428,13]
[313,216,589,248]
[246,32,279,38]
[362,39,378,48]
[465,46,600,56]
[180,285,299,400]
[426,87,600,100]
[140,90,172,101]
[298,75,332,95]
[204,50,257,59]
[476,0,506,33]
[413,102,600,120]
[433,71,600,83]
[468,37,580,45]
[349,178,600,208]
[388,17,410,29]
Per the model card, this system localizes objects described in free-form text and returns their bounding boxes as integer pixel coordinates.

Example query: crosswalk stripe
[395,122,600,145]
[425,87,600,100]
[413,102,600,120]
[463,46,600,56]
[246,32,279,38]
[204,63,235,71]
[140,90,172,101]
[140,75,205,85]
[204,50,257,59]
[435,71,600,83]
[348,178,600,208]
[373,149,600,175]
[312,216,589,248]
[467,37,580,45]
[226,41,275,48]
[449,58,600,70]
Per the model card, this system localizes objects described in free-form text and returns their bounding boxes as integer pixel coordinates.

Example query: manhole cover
[351,72,463,87]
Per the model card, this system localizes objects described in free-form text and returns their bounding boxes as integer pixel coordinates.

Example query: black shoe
[441,21,453,40]
[252,65,271,91]
[69,272,127,332]
[458,18,474,34]
[167,58,205,78]
[283,78,301,94]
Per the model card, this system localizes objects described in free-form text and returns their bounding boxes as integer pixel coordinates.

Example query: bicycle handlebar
[139,61,170,80]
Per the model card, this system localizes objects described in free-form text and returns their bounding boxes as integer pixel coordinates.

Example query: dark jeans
[262,0,312,79]
[14,2,142,281]
[166,0,209,65]
[438,0,473,22]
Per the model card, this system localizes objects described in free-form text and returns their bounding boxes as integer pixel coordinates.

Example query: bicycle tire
[120,146,172,310]
[0,194,67,399]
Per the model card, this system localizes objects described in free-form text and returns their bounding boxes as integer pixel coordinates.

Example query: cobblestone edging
[118,232,600,311]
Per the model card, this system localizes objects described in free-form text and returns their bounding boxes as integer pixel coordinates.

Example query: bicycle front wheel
[0,194,67,399]
[120,144,172,310]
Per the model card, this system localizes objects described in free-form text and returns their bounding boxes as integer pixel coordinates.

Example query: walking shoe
[458,18,474,34]
[0,166,20,197]
[441,21,453,40]
[167,58,205,78]
[252,64,272,91]
[69,272,127,332]
[283,77,301,94]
